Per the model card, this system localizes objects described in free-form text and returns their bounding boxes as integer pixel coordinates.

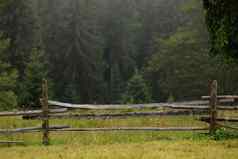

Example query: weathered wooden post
[41,79,50,145]
[209,80,218,134]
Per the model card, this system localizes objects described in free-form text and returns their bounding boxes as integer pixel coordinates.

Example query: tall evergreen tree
[203,0,238,59]
[0,0,34,76]
[0,0,35,106]
[60,0,102,103]
[0,35,18,110]
[20,48,47,107]
[102,0,138,103]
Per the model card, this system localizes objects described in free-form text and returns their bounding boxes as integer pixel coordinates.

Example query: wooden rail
[202,95,238,100]
[48,100,238,111]
[216,123,238,130]
[0,125,70,134]
[48,101,212,110]
[50,127,208,132]
[24,110,207,120]
[0,109,67,117]
[200,116,238,123]
[0,141,24,145]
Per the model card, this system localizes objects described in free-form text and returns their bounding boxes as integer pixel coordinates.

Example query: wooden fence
[0,79,237,145]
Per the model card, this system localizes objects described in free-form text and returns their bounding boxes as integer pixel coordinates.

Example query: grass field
[0,109,237,159]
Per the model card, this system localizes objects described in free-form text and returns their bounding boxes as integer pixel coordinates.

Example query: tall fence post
[41,79,50,145]
[209,80,217,134]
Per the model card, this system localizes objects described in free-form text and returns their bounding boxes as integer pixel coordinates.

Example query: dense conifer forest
[0,0,238,109]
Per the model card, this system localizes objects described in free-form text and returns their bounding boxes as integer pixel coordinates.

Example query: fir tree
[60,0,102,103]
[123,71,151,104]
[20,48,47,107]
[0,0,34,76]
[0,36,18,110]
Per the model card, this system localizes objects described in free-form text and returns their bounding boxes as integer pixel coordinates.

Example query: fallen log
[0,125,70,134]
[50,127,208,132]
[0,108,68,117]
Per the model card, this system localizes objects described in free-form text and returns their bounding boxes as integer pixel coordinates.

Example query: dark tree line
[0,0,238,110]
[203,0,238,59]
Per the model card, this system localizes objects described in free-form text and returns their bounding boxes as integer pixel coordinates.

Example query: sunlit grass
[0,115,208,145]
[0,110,237,159]
[0,140,237,159]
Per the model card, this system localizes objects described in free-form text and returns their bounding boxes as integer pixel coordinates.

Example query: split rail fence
[0,79,238,145]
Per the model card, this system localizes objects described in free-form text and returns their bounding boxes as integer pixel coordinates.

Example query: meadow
[0,109,237,159]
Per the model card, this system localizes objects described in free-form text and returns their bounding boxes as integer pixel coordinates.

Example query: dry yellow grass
[0,112,237,159]
[0,140,238,159]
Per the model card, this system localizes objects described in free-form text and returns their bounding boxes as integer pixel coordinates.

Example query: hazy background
[1,0,238,109]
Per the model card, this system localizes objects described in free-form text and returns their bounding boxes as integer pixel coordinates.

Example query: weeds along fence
[0,79,238,145]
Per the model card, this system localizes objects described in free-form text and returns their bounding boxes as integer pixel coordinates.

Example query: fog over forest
[1,0,238,109]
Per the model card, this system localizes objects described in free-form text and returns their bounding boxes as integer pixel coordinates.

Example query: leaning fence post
[209,80,217,134]
[41,79,50,145]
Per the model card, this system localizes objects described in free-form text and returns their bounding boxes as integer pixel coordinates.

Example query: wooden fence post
[209,80,218,134]
[41,79,50,145]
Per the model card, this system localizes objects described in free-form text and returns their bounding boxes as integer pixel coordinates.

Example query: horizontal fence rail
[48,100,238,111]
[0,108,67,117]
[0,141,24,144]
[24,110,208,120]
[202,95,238,100]
[216,123,238,130]
[0,125,70,134]
[49,127,209,132]
[48,100,215,110]
[200,117,238,123]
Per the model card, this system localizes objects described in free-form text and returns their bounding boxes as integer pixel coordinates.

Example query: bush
[211,128,238,140]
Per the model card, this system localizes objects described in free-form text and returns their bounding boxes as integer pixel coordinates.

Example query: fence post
[209,80,217,134]
[41,79,50,145]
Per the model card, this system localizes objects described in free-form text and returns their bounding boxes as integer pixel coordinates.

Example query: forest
[0,0,238,110]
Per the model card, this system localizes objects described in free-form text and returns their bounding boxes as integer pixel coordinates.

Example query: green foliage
[203,0,238,59]
[63,83,81,103]
[1,0,238,106]
[0,37,18,110]
[19,48,47,107]
[0,91,17,110]
[145,27,211,101]
[144,0,238,101]
[211,128,238,140]
[167,94,175,103]
[123,71,151,104]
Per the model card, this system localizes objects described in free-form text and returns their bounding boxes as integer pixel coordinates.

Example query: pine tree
[203,0,238,59]
[60,0,102,103]
[0,0,35,107]
[0,0,34,76]
[123,71,151,104]
[102,0,138,103]
[0,36,18,110]
[20,48,47,107]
